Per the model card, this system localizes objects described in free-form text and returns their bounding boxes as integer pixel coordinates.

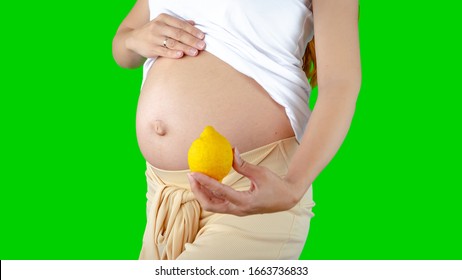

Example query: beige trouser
[139,137,316,260]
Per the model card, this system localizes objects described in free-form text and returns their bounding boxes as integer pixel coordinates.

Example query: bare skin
[113,0,361,216]
[136,50,294,170]
[113,0,293,170]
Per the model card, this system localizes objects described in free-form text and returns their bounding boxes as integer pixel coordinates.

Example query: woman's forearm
[286,84,359,197]
[112,27,147,69]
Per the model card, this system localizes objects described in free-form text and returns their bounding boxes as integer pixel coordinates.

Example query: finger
[188,173,222,202]
[189,175,246,216]
[161,24,206,51]
[190,172,250,206]
[159,13,205,39]
[232,148,264,180]
[163,37,200,56]
[188,174,230,213]
[152,45,184,58]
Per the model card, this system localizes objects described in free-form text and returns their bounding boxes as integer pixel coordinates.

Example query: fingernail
[187,173,194,182]
[235,148,243,166]
[197,32,205,39]
[196,41,205,49]
[189,48,198,56]
[176,51,183,57]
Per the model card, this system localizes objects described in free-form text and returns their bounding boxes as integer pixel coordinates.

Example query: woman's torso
[136,0,313,170]
[136,52,294,170]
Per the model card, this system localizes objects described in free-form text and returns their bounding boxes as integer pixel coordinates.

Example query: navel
[153,120,167,136]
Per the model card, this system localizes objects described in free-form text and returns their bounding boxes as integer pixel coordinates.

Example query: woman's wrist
[124,29,147,66]
[283,173,311,204]
[113,28,146,69]
[124,28,140,54]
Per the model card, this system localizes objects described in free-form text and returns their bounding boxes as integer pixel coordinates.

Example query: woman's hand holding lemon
[187,126,304,216]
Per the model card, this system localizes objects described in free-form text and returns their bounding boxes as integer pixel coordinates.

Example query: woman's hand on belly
[187,149,308,216]
[126,13,206,59]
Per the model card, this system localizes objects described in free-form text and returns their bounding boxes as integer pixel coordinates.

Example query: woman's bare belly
[136,51,295,170]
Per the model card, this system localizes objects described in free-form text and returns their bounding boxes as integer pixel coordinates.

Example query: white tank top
[142,0,314,142]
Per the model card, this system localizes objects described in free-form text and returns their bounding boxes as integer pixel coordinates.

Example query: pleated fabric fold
[139,137,297,260]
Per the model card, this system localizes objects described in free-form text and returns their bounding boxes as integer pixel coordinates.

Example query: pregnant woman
[112,0,361,259]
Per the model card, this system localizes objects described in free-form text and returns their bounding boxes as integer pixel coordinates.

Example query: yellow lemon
[188,126,233,182]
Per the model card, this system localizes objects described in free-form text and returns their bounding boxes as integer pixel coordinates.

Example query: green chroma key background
[1,0,461,259]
